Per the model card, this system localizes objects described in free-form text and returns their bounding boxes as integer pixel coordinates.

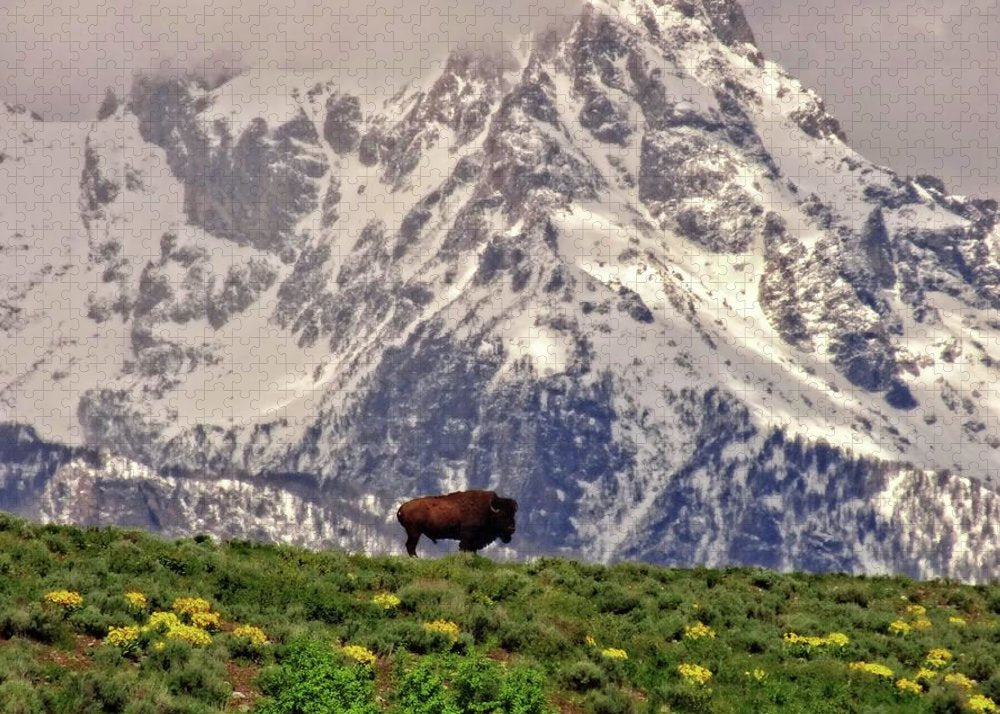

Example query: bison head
[489,494,518,543]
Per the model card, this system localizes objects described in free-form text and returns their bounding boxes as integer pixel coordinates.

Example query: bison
[396,489,518,557]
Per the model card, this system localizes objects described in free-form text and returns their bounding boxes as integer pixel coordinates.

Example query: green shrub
[156,553,189,576]
[475,570,530,603]
[302,586,351,625]
[462,605,500,644]
[73,669,136,713]
[584,686,636,714]
[166,650,230,706]
[41,531,73,556]
[0,679,44,714]
[142,639,192,674]
[542,566,581,592]
[703,569,723,589]
[560,660,606,692]
[0,603,72,645]
[927,686,966,714]
[120,690,185,714]
[226,631,272,663]
[107,541,155,575]
[395,655,552,714]
[654,591,683,611]
[981,673,1000,702]
[256,639,378,714]
[390,657,459,714]
[657,682,712,714]
[958,644,997,683]
[521,622,572,662]
[397,580,467,619]
[452,656,502,711]
[750,569,782,591]
[832,586,869,608]
[68,604,113,638]
[0,513,31,535]
[594,585,641,615]
[1,512,1000,714]
[728,625,769,655]
[494,617,534,653]
[987,592,1000,615]
[387,620,466,654]
[15,542,54,576]
[496,666,552,714]
[945,588,975,613]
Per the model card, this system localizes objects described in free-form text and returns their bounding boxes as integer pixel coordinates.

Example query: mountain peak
[3,0,1000,581]
[585,0,757,47]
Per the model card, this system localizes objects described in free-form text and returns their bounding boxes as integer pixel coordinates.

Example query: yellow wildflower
[783,631,849,648]
[949,616,967,627]
[232,625,268,647]
[601,648,628,660]
[342,644,377,666]
[926,648,953,668]
[825,632,850,647]
[911,618,932,630]
[895,678,923,694]
[889,620,912,635]
[423,620,460,642]
[677,663,712,686]
[144,611,181,632]
[906,604,927,617]
[152,641,166,652]
[372,593,401,610]
[585,635,597,647]
[124,591,147,611]
[684,621,716,640]
[915,668,939,683]
[943,673,976,690]
[172,597,211,617]
[190,611,221,631]
[164,624,212,646]
[43,590,83,610]
[744,669,767,681]
[104,625,141,648]
[783,632,815,646]
[968,695,999,713]
[849,662,894,679]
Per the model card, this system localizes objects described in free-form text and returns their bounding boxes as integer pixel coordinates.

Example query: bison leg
[404,529,421,557]
[459,532,489,554]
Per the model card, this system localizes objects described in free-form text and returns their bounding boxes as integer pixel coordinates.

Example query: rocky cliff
[2,0,1000,580]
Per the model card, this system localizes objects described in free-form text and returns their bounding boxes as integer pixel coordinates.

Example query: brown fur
[396,489,518,557]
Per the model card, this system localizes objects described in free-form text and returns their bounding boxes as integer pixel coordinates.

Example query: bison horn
[490,503,500,513]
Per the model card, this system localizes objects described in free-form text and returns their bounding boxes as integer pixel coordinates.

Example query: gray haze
[3,0,999,198]
[744,0,1000,199]
[0,0,580,119]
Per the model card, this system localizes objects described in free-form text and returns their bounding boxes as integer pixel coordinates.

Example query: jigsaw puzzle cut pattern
[1,0,999,580]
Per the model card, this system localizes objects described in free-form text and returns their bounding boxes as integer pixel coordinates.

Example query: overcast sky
[3,0,999,198]
[744,0,1000,199]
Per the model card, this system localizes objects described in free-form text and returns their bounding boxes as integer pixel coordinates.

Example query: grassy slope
[0,512,998,713]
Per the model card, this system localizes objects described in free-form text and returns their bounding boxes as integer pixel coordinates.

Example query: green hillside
[0,513,998,713]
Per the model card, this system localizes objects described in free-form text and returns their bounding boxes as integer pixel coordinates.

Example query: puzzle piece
[1,0,999,583]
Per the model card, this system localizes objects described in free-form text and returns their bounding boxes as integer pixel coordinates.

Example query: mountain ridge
[2,0,1000,580]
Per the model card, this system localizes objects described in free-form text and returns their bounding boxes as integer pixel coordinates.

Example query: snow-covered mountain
[3,0,1000,581]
